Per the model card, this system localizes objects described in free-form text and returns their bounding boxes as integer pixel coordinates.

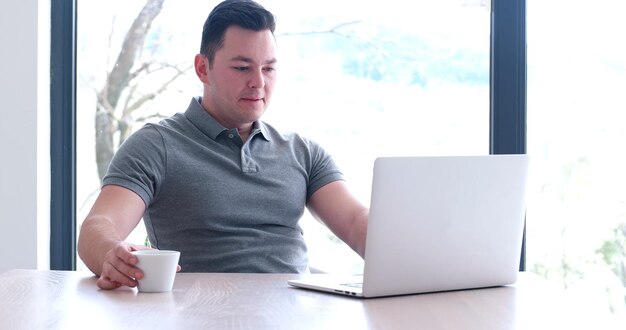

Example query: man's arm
[77,185,148,289]
[307,181,368,258]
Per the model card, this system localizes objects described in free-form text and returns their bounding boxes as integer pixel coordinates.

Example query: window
[527,0,626,320]
[74,0,491,274]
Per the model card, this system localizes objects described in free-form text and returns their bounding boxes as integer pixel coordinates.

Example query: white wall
[0,0,50,272]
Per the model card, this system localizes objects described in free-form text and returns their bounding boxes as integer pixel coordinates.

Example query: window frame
[50,0,77,270]
[490,0,527,270]
[50,0,527,271]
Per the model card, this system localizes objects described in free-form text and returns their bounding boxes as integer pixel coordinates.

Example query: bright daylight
[70,0,625,326]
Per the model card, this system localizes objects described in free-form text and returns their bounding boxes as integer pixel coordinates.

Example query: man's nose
[248,69,265,88]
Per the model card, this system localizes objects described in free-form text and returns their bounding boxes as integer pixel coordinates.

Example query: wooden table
[0,270,616,329]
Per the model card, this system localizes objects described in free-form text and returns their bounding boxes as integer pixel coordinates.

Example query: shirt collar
[184,96,270,142]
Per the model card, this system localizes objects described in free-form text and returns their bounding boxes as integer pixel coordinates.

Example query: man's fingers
[96,275,122,290]
[94,242,154,290]
[104,247,143,280]
[99,259,139,289]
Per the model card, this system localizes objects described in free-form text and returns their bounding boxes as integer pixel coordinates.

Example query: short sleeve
[305,139,344,201]
[102,124,167,206]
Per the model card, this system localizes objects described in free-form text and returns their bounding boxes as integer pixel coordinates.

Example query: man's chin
[240,108,266,122]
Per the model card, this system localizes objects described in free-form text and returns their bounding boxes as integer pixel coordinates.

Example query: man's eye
[233,66,248,71]
[263,67,276,73]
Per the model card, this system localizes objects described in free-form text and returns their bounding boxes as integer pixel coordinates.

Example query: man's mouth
[241,96,264,102]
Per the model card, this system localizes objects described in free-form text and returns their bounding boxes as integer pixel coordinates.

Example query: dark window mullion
[50,0,77,270]
[490,0,527,270]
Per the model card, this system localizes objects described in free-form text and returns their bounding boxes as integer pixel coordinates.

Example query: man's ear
[194,54,210,84]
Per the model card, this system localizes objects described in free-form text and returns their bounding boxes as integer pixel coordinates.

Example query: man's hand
[96,242,151,290]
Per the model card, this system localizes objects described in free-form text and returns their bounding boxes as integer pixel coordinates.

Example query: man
[78,0,368,290]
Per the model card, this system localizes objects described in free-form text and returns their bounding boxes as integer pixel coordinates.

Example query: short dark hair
[200,0,276,67]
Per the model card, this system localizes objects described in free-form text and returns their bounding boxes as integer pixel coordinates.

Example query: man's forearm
[77,216,124,276]
[348,208,369,258]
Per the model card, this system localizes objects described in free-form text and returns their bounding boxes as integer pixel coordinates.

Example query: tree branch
[104,0,165,109]
[276,20,363,37]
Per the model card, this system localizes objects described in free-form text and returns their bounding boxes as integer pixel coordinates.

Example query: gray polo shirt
[103,97,344,273]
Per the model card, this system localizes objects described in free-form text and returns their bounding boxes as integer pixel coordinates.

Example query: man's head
[194,0,278,135]
[200,0,276,69]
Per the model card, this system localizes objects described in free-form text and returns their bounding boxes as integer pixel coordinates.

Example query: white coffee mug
[131,250,180,293]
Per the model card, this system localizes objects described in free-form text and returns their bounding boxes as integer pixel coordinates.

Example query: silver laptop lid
[362,155,529,297]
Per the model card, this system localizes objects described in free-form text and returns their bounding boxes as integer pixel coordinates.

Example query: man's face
[198,25,277,130]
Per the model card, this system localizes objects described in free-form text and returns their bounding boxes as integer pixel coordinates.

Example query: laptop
[288,154,529,298]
